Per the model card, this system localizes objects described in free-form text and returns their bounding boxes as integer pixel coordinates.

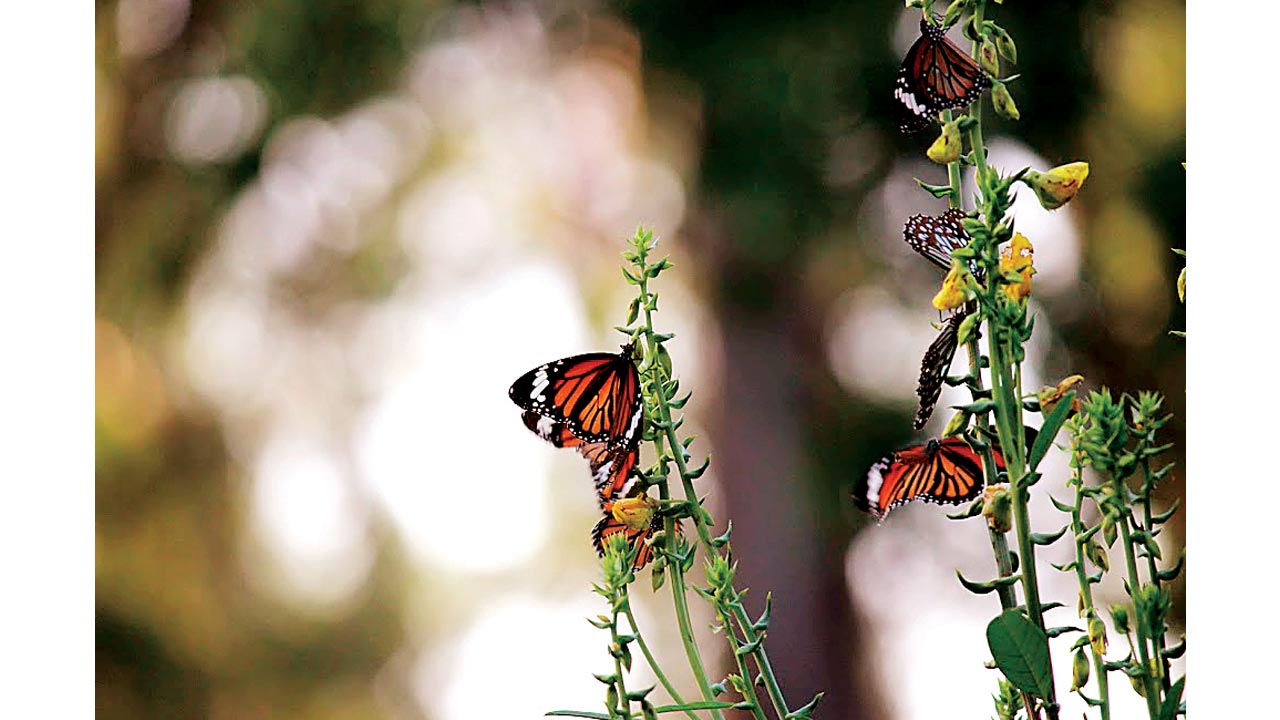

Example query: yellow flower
[610,495,655,531]
[932,263,973,311]
[1022,161,1090,210]
[927,119,962,165]
[999,232,1035,300]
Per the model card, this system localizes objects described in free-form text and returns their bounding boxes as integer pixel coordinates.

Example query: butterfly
[854,435,1003,521]
[913,310,970,430]
[592,495,665,571]
[520,411,642,503]
[904,209,973,272]
[509,343,643,450]
[894,17,992,133]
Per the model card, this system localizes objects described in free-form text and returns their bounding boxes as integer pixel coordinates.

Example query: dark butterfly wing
[895,19,991,134]
[853,436,1000,520]
[894,37,939,134]
[913,310,969,430]
[509,344,642,448]
[521,409,640,507]
[904,209,972,272]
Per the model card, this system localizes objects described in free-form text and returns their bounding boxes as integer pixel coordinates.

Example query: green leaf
[626,296,641,325]
[915,177,957,199]
[1159,677,1186,720]
[1029,392,1075,471]
[546,711,610,719]
[1031,527,1069,546]
[1151,499,1181,524]
[986,609,1055,699]
[956,569,1021,595]
[650,702,742,712]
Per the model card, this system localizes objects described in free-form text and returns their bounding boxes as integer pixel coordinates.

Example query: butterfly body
[894,18,991,134]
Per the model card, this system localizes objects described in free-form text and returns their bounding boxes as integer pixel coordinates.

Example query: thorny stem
[1111,478,1162,719]
[635,237,795,720]
[635,266,724,720]
[1068,457,1111,720]
[620,603,700,720]
[1138,457,1172,692]
[610,612,634,720]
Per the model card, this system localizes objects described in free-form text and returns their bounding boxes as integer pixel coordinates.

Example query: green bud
[927,119,963,165]
[992,25,1017,63]
[991,81,1020,121]
[1085,540,1110,572]
[1129,669,1147,697]
[943,409,971,438]
[1087,614,1108,656]
[942,0,965,28]
[1071,648,1090,691]
[1177,266,1186,303]
[979,37,1000,76]
[1109,605,1130,634]
[1101,513,1118,548]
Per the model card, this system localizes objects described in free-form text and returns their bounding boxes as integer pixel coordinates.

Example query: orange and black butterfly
[509,343,643,450]
[895,18,991,133]
[520,411,641,503]
[853,435,1012,521]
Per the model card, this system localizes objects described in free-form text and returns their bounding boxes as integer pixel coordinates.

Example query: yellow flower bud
[1022,161,1090,210]
[927,119,962,165]
[610,495,655,531]
[998,232,1035,301]
[992,80,1019,121]
[931,263,973,311]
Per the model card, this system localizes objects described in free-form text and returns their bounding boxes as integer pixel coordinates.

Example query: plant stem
[636,260,725,720]
[1138,457,1172,692]
[1111,481,1162,719]
[621,603,700,720]
[1068,463,1111,720]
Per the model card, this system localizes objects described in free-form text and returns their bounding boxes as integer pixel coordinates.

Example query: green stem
[1112,481,1162,719]
[1138,457,1172,692]
[1069,459,1111,720]
[632,242,793,720]
[715,605,769,720]
[636,260,725,720]
[609,592,633,719]
[621,603,700,720]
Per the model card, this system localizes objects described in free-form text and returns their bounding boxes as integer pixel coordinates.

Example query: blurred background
[95,0,1184,718]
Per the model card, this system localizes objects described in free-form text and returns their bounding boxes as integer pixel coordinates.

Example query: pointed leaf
[1159,677,1186,720]
[986,609,1055,699]
[956,569,1021,595]
[1029,394,1074,471]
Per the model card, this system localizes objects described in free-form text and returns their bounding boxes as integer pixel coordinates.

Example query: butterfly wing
[509,345,642,448]
[591,506,664,570]
[914,310,968,430]
[895,19,991,134]
[894,35,939,134]
[854,437,996,520]
[904,209,972,271]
